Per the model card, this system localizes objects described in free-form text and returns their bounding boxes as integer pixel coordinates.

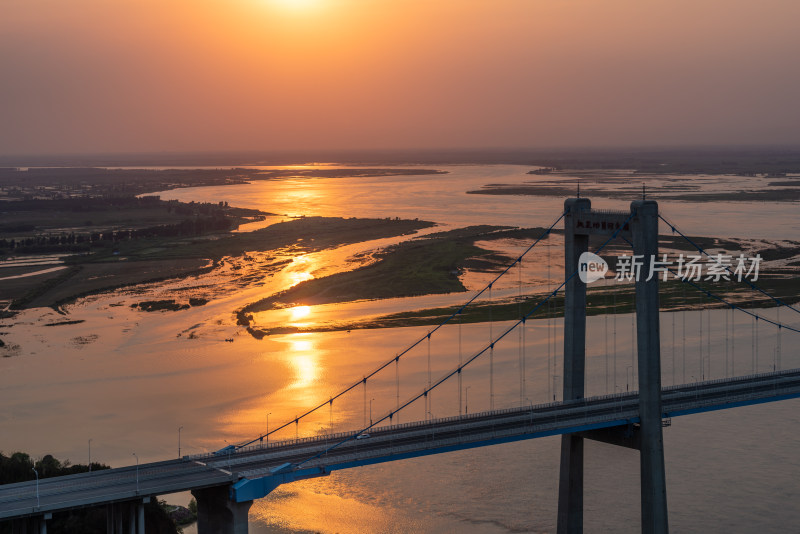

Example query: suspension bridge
[2,197,798,534]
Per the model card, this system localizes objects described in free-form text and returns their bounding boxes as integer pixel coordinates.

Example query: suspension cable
[295,210,635,467]
[238,210,568,448]
[659,213,800,315]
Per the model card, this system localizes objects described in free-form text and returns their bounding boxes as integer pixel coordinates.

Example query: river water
[2,164,800,533]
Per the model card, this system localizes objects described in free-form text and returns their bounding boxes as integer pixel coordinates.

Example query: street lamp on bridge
[369,398,375,426]
[31,467,39,508]
[132,453,139,494]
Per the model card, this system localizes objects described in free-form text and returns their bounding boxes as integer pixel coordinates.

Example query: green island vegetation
[236,225,522,334]
[0,452,195,534]
[238,229,799,334]
[248,271,800,334]
[130,297,209,312]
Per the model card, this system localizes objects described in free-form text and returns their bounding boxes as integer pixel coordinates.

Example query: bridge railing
[191,393,642,460]
[666,385,800,415]
[662,369,798,392]
[191,370,800,463]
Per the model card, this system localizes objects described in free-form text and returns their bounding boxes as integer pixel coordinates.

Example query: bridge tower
[557,198,668,534]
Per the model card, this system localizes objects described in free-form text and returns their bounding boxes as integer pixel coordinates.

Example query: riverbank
[3,217,434,311]
[467,171,800,203]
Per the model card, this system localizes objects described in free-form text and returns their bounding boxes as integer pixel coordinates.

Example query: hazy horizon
[3,0,800,156]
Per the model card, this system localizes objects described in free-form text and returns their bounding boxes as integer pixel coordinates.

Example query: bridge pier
[137,501,145,534]
[105,499,147,534]
[192,485,252,534]
[10,513,50,534]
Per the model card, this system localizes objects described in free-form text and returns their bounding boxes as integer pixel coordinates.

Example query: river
[2,164,799,533]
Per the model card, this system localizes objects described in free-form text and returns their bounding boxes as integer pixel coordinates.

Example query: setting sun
[271,0,319,11]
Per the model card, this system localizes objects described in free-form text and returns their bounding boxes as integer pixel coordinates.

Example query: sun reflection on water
[287,255,315,286]
[290,305,311,321]
[290,337,313,353]
[287,334,319,390]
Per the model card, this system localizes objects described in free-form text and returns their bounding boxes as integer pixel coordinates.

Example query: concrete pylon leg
[192,485,252,534]
[557,197,590,534]
[557,434,584,533]
[631,200,669,533]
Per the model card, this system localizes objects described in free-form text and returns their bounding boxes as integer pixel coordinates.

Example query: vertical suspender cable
[489,282,494,410]
[682,287,687,384]
[427,332,432,417]
[547,242,552,401]
[519,259,524,406]
[458,313,463,416]
[731,305,735,376]
[521,317,527,404]
[395,356,400,423]
[631,297,635,389]
[777,306,782,371]
[699,307,704,380]
[755,315,760,372]
[605,286,609,395]
[751,315,756,374]
[725,306,729,377]
[613,287,618,391]
[706,308,711,379]
[671,310,676,386]
[554,288,559,401]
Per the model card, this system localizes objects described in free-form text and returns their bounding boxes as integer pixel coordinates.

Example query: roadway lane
[3,369,800,520]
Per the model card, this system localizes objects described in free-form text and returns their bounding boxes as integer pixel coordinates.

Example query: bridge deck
[3,370,800,519]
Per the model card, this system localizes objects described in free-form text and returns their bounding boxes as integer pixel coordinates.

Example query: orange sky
[2,0,799,155]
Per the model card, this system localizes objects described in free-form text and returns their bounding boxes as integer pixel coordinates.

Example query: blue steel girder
[231,379,800,503]
[230,416,638,502]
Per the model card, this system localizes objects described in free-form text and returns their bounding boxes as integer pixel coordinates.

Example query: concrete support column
[137,502,145,534]
[192,485,252,534]
[631,200,669,534]
[128,502,136,534]
[115,503,123,534]
[107,504,113,534]
[557,197,590,534]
